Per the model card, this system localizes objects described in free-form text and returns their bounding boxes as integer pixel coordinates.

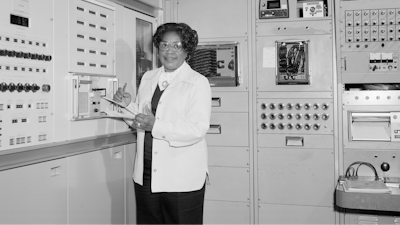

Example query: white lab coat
[127,62,211,192]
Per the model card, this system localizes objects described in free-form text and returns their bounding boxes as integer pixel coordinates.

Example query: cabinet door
[0,159,67,224]
[68,147,124,224]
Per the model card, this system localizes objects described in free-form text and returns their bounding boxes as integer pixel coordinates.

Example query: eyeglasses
[159,41,183,52]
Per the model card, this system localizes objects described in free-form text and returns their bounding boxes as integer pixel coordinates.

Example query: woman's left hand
[134,105,155,131]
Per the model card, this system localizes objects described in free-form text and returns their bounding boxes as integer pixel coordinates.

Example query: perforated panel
[69,0,115,75]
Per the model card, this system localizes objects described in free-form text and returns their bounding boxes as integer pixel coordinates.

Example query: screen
[267,1,280,9]
[10,14,29,27]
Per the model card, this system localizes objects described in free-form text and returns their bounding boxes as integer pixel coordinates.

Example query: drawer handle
[212,97,221,107]
[286,136,304,146]
[208,125,221,134]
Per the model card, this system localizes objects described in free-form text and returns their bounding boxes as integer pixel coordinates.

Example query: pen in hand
[113,83,132,107]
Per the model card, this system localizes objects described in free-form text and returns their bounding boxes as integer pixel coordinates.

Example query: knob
[321,103,329,110]
[94,108,99,113]
[278,113,285,120]
[23,52,31,58]
[261,113,267,120]
[295,123,302,130]
[7,50,16,57]
[313,124,321,130]
[24,83,31,92]
[277,103,284,110]
[313,103,320,110]
[278,123,285,130]
[295,103,302,110]
[16,51,23,58]
[42,84,51,92]
[322,113,330,120]
[287,113,293,120]
[269,103,276,110]
[8,83,16,92]
[304,103,310,110]
[30,53,38,59]
[269,113,276,120]
[381,162,390,172]
[16,83,24,92]
[261,123,268,129]
[0,82,8,92]
[32,83,40,92]
[269,123,276,130]
[304,124,311,130]
[313,113,320,120]
[261,103,267,110]
[286,103,293,110]
[287,123,293,130]
[296,113,302,120]
[304,113,311,120]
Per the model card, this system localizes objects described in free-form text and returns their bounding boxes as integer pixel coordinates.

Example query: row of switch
[261,122,322,131]
[261,113,329,121]
[0,49,52,61]
[0,83,50,93]
[261,103,329,111]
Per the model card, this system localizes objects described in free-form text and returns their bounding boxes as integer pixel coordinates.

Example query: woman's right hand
[113,83,132,107]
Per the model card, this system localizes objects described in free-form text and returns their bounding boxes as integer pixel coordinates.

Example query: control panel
[257,99,333,134]
[0,0,54,150]
[259,0,289,19]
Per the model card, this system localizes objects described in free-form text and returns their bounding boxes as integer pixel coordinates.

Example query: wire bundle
[345,161,379,180]
[188,48,218,77]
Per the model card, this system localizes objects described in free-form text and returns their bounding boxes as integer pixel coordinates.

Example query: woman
[113,23,211,224]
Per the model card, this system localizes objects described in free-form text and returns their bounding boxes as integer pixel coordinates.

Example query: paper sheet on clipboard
[102,97,137,119]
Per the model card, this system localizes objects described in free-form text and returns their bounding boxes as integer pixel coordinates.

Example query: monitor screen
[267,1,280,9]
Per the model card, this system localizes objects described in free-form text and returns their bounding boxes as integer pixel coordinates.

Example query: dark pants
[134,159,206,224]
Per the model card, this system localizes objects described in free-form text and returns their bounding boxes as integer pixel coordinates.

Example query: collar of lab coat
[143,61,198,92]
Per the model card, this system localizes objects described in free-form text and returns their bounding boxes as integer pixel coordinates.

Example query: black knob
[261,113,267,120]
[31,53,38,59]
[287,123,293,130]
[16,83,24,92]
[313,113,320,120]
[8,83,16,92]
[269,103,276,110]
[313,124,320,130]
[304,103,310,110]
[287,113,293,120]
[261,103,267,110]
[23,52,31,58]
[269,113,276,120]
[278,103,284,110]
[304,124,311,130]
[0,82,8,92]
[42,84,51,92]
[261,123,268,129]
[16,51,23,58]
[381,162,390,172]
[278,113,285,120]
[286,103,293,110]
[269,123,276,130]
[295,123,302,130]
[24,83,31,92]
[7,50,16,57]
[295,103,302,110]
[278,123,285,130]
[304,113,311,120]
[322,113,330,120]
[32,83,40,92]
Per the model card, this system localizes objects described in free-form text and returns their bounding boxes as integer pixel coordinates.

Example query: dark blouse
[144,85,164,161]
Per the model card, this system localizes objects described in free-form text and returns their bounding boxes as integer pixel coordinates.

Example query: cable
[345,161,379,180]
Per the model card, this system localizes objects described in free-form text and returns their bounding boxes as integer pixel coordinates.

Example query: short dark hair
[153,23,198,57]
